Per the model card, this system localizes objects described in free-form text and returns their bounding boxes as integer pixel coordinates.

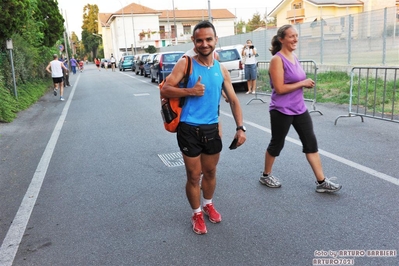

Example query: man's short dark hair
[192,21,217,37]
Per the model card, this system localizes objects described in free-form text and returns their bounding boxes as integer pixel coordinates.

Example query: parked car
[215,45,247,89]
[130,55,138,72]
[100,58,109,68]
[118,55,135,71]
[150,51,185,84]
[134,53,150,75]
[143,53,158,78]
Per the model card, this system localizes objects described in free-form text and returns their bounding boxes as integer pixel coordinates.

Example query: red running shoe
[202,203,222,223]
[191,212,207,234]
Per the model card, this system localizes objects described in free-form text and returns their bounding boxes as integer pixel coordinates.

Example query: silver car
[216,44,247,89]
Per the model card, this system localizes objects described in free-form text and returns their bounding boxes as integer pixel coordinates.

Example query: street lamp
[118,0,128,55]
[131,9,137,54]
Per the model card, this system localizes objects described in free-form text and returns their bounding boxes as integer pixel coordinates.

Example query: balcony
[287,8,305,19]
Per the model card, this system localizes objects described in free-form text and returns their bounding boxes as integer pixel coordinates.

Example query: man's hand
[191,76,205,96]
[234,130,246,147]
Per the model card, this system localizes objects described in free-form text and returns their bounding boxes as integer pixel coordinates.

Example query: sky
[58,0,282,37]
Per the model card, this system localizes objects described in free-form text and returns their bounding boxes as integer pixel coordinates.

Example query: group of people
[46,21,342,235]
[69,56,84,74]
[161,21,342,235]
[71,56,84,72]
[94,55,117,72]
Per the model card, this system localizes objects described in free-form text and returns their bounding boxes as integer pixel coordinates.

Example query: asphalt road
[0,64,398,266]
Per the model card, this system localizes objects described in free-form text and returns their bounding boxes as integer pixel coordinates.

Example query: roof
[98,13,112,27]
[159,9,236,20]
[99,7,236,27]
[115,3,160,15]
[99,3,162,25]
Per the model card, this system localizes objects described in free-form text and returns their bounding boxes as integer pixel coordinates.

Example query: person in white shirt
[110,55,116,72]
[46,54,68,101]
[242,40,257,94]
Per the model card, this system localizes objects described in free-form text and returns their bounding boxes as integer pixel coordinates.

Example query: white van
[215,44,247,89]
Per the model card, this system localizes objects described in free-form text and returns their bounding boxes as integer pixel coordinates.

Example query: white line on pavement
[120,72,153,85]
[221,110,399,186]
[1,88,396,265]
[0,75,81,266]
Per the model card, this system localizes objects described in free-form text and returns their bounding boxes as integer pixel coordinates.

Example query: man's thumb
[197,76,202,83]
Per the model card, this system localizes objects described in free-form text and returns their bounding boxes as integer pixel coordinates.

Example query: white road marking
[221,110,398,186]
[0,75,81,266]
[120,72,154,85]
[1,80,396,265]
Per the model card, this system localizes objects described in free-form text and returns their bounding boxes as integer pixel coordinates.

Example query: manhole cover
[158,152,185,167]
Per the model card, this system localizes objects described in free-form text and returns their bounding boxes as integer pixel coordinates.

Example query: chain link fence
[162,7,398,68]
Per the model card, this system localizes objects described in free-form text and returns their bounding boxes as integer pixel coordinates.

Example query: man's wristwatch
[236,126,246,132]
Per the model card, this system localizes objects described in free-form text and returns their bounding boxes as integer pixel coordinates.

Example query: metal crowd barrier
[335,67,399,125]
[249,60,323,115]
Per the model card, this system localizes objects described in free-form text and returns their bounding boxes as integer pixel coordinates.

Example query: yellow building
[269,0,397,26]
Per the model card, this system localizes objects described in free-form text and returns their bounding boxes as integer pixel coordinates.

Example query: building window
[292,1,302,9]
[171,25,176,38]
[183,25,191,35]
[159,26,166,39]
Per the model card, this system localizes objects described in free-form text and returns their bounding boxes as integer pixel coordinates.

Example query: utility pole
[117,0,128,56]
[62,9,70,69]
[131,10,137,54]
[122,5,128,55]
[208,0,212,22]
[172,0,178,45]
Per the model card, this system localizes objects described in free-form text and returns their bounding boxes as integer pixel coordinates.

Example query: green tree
[82,30,100,59]
[235,19,246,34]
[35,0,65,47]
[145,45,157,54]
[0,0,30,45]
[246,12,266,32]
[267,16,277,27]
[20,0,44,47]
[81,4,101,58]
[82,4,99,33]
[70,32,82,58]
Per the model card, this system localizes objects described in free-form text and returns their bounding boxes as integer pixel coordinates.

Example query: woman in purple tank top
[259,25,342,193]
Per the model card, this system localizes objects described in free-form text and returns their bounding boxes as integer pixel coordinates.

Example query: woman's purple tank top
[269,52,307,115]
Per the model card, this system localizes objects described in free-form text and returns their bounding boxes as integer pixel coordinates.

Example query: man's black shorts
[52,77,63,84]
[177,122,222,157]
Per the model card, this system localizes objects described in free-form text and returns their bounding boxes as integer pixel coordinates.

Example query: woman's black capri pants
[267,110,318,157]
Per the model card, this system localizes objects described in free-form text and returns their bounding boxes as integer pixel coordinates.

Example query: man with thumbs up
[161,21,246,235]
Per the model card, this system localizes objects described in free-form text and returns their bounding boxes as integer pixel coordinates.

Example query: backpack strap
[182,55,192,87]
[179,55,192,107]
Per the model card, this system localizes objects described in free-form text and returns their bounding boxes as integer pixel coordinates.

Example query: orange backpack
[160,55,192,133]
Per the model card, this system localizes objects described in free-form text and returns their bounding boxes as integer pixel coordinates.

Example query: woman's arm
[269,55,314,95]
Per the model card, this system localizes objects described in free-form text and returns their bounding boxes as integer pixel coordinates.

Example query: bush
[0,85,18,122]
[0,33,57,123]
